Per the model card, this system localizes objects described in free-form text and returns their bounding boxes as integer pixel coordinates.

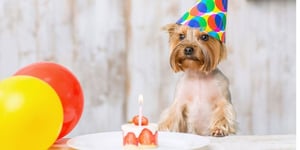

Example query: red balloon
[14,62,84,139]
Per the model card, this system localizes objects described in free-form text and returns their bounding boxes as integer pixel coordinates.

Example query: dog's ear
[219,42,227,61]
[162,23,178,36]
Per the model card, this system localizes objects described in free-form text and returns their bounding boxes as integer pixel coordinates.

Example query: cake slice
[122,115,158,149]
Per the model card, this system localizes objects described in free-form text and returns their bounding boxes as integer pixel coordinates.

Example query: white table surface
[50,134,296,150]
[202,135,295,150]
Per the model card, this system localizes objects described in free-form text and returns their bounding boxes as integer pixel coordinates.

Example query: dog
[158,24,237,137]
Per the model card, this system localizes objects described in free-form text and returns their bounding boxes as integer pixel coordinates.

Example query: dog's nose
[184,47,194,55]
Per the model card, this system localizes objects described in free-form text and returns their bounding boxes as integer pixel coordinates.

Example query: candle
[138,94,143,126]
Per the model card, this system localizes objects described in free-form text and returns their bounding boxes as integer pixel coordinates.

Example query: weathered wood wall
[0,0,295,136]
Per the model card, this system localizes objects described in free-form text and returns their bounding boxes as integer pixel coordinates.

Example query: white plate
[67,131,209,150]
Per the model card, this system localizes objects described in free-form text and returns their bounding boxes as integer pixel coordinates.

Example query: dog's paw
[211,128,228,137]
[158,123,170,131]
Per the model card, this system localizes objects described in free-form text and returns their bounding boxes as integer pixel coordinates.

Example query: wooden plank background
[0,0,295,137]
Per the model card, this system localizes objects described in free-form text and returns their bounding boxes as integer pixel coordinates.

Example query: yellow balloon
[0,76,63,150]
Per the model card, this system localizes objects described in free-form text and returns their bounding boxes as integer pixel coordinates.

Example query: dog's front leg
[158,102,188,132]
[209,99,237,137]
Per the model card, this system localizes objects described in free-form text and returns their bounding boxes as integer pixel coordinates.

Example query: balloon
[0,76,63,150]
[14,62,84,139]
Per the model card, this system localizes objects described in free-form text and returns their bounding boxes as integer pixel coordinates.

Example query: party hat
[176,0,228,42]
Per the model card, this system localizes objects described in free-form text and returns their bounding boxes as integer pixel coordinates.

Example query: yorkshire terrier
[158,24,237,137]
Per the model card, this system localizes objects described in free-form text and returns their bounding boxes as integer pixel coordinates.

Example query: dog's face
[164,23,227,73]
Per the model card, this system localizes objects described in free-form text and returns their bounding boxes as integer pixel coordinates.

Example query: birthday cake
[122,115,158,149]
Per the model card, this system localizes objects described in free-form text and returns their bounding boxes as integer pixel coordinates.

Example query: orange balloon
[15,62,84,139]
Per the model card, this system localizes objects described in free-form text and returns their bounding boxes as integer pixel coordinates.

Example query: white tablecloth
[50,134,295,150]
[201,135,295,150]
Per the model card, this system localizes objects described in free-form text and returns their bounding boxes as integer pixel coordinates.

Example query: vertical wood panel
[224,0,296,134]
[127,0,163,123]
[68,0,127,135]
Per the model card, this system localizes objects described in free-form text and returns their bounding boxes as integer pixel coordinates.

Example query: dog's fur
[158,24,237,137]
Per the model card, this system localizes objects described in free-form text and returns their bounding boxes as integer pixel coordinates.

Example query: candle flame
[138,94,143,105]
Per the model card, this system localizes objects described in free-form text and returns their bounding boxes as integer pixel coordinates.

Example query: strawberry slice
[132,115,149,126]
[138,128,154,145]
[123,132,138,146]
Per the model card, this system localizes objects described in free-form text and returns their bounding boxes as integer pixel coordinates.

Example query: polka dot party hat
[176,0,228,42]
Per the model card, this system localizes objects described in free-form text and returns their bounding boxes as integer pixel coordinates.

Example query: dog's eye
[200,34,209,41]
[179,34,185,40]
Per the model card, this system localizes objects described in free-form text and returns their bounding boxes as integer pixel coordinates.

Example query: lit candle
[138,94,143,126]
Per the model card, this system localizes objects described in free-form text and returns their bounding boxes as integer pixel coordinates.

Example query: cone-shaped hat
[176,0,228,42]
